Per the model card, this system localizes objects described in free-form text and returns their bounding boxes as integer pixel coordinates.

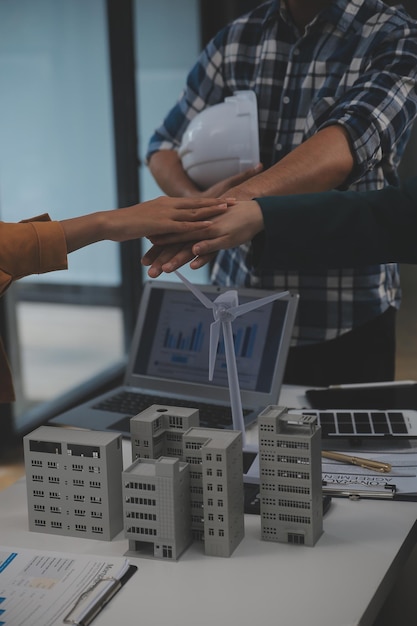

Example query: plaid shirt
[147,0,417,345]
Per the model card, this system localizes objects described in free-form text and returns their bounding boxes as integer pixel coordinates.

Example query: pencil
[321,450,392,473]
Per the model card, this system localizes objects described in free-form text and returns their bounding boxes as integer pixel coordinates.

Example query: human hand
[142,243,198,278]
[108,196,228,242]
[143,200,264,274]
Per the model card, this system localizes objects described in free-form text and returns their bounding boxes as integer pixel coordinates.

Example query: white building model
[183,427,244,557]
[258,406,323,546]
[23,406,323,556]
[23,426,123,540]
[123,456,192,560]
[130,404,199,461]
[127,405,244,558]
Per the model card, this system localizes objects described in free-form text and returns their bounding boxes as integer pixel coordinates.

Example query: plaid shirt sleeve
[318,28,417,188]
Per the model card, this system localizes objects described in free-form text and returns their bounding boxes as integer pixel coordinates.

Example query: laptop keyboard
[93,390,252,431]
[295,409,410,438]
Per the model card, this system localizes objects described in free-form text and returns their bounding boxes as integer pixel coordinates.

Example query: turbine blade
[229,290,290,318]
[209,320,221,380]
[174,270,214,309]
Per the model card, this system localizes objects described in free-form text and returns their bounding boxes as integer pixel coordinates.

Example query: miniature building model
[122,456,192,560]
[258,406,323,547]
[130,404,199,460]
[183,427,244,557]
[23,426,123,540]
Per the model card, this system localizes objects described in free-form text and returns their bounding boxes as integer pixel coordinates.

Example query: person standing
[145,0,417,386]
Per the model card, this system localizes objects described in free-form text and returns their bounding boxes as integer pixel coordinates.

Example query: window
[2,0,205,432]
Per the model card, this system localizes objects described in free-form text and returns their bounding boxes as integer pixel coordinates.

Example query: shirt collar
[271,0,364,35]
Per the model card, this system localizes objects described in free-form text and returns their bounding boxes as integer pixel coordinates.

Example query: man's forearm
[225,125,355,200]
[148,150,201,197]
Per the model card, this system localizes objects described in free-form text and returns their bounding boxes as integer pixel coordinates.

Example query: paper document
[322,444,417,499]
[0,546,137,626]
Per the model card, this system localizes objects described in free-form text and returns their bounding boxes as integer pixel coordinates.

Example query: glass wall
[0,0,123,418]
[134,0,209,284]
[0,0,204,429]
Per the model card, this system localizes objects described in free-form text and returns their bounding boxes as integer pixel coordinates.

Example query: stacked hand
[142,199,264,276]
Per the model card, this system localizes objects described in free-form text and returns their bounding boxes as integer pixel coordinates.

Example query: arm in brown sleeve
[0,214,68,296]
[0,214,68,403]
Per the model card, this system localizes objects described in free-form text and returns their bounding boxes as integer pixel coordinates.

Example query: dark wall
[386,1,417,19]
[200,0,260,47]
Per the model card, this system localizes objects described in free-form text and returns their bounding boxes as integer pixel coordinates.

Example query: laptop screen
[128,280,298,406]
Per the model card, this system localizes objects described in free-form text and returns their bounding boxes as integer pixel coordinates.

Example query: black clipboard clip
[322,482,397,500]
[63,563,137,626]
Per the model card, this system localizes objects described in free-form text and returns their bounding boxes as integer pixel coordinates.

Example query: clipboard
[322,482,397,500]
[0,546,138,626]
[63,562,138,626]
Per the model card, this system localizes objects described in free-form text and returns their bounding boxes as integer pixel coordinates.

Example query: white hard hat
[178,90,260,189]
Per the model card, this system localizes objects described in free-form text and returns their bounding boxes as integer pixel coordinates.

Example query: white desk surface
[2,385,417,626]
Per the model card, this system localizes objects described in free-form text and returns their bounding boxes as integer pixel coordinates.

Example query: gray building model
[23,426,123,541]
[130,404,199,461]
[258,406,323,547]
[128,405,244,558]
[23,405,323,557]
[183,427,244,557]
[123,456,192,560]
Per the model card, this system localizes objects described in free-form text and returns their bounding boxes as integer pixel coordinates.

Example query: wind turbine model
[175,271,289,449]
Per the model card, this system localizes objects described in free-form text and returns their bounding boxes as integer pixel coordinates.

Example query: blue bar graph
[218,324,257,358]
[163,322,204,352]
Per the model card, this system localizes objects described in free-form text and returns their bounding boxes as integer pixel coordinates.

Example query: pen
[322,450,392,473]
[328,380,416,390]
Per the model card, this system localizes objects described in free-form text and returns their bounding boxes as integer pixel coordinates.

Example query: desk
[1,385,417,626]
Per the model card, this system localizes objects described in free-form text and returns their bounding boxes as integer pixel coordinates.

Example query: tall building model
[258,406,323,546]
[183,427,244,557]
[129,406,245,557]
[122,456,192,560]
[23,426,123,540]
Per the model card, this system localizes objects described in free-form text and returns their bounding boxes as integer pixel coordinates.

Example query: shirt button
[283,96,290,104]
[277,143,283,151]
[293,48,299,55]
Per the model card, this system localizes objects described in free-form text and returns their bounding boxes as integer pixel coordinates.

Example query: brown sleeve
[0,215,68,296]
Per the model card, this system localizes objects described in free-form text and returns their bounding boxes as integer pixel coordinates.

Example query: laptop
[50,279,299,436]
